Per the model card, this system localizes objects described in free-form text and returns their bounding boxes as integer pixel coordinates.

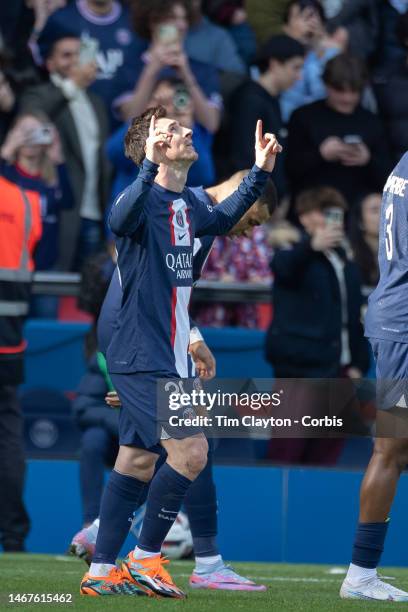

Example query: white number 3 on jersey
[385,203,394,261]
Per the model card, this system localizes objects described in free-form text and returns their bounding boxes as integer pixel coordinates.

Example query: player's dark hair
[255,34,305,74]
[124,105,167,166]
[295,186,348,216]
[131,0,193,40]
[282,0,325,25]
[322,53,368,92]
[258,179,278,215]
[349,194,380,287]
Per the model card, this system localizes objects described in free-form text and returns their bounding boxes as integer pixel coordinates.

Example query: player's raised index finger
[255,119,263,144]
[149,115,156,137]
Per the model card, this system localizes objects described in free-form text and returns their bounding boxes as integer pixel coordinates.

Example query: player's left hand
[189,340,216,380]
[254,120,282,173]
[105,391,121,408]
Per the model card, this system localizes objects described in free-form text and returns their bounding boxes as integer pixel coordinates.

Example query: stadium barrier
[23,459,408,566]
[32,271,272,302]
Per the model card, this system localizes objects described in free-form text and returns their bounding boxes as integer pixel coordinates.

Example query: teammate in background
[79,106,281,597]
[340,156,408,601]
[71,171,276,592]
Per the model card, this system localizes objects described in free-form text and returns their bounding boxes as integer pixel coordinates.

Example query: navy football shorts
[370,338,408,410]
[110,371,203,451]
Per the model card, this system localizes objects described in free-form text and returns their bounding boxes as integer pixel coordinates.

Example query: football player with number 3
[341,156,408,601]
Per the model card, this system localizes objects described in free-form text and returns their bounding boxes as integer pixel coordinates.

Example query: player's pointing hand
[255,119,282,173]
[145,114,172,165]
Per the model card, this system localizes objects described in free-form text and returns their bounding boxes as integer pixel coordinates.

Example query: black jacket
[286,99,391,207]
[265,235,370,377]
[374,61,408,164]
[227,79,287,199]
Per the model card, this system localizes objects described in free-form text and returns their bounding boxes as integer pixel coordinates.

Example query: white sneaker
[340,575,408,602]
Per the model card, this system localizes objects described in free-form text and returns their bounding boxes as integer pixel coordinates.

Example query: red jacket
[0,176,42,383]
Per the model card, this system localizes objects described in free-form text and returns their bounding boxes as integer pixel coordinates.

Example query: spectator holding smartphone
[265,186,369,465]
[0,111,73,315]
[35,0,145,126]
[287,53,392,210]
[117,0,222,135]
[266,185,369,379]
[280,0,344,121]
[21,32,110,271]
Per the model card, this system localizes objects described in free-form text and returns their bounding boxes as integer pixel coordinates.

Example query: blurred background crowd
[0,0,401,317]
[0,0,407,550]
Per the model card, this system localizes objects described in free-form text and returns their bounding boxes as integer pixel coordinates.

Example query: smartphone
[27,126,53,146]
[343,135,362,146]
[324,207,344,228]
[79,38,99,65]
[157,24,179,45]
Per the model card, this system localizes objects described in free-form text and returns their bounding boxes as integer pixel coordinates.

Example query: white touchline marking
[172,574,347,583]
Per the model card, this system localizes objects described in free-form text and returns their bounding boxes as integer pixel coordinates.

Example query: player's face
[361,193,381,237]
[326,86,360,115]
[229,203,270,238]
[277,57,304,91]
[46,38,80,80]
[155,117,198,163]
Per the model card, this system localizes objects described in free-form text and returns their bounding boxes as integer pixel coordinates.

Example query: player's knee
[129,453,157,480]
[374,440,408,473]
[115,446,158,481]
[185,438,208,477]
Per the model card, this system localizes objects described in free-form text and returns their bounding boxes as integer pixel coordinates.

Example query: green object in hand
[96,351,115,392]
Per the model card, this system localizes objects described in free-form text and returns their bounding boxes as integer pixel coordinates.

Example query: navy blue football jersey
[106,160,269,376]
[365,152,408,342]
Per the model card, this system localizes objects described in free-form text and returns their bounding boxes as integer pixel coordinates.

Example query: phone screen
[79,38,99,65]
[157,24,179,44]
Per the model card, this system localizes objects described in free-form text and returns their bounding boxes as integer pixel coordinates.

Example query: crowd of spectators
[0,0,403,289]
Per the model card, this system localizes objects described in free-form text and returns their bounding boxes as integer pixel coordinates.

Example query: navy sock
[352,521,390,569]
[138,463,192,553]
[184,451,218,557]
[93,470,147,564]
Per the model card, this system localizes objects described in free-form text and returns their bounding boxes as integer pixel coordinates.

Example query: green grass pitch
[1,554,408,611]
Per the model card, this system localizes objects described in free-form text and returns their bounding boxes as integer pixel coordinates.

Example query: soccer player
[71,171,276,592]
[340,155,408,601]
[79,106,281,597]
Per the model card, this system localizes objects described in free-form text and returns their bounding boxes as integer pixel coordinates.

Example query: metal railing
[32,272,271,303]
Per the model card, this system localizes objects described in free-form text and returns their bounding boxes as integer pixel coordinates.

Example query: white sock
[85,518,100,544]
[194,554,223,573]
[346,563,377,584]
[134,546,160,559]
[89,562,116,577]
